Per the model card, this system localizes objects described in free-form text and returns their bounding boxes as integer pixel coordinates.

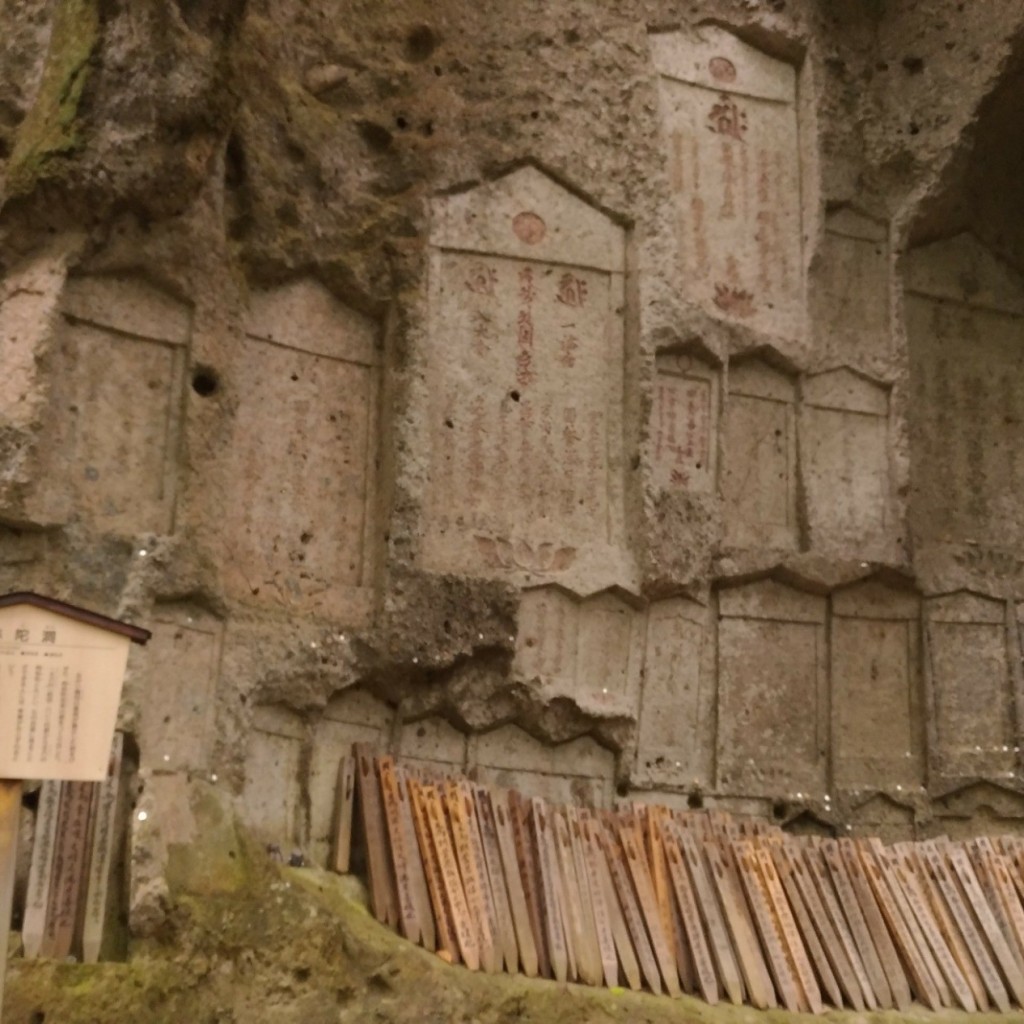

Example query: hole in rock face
[357,121,393,152]
[191,368,219,397]
[772,799,789,820]
[406,25,437,62]
[509,390,520,402]
[688,792,704,810]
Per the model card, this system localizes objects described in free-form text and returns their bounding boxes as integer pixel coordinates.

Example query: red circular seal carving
[512,211,546,245]
[709,56,737,83]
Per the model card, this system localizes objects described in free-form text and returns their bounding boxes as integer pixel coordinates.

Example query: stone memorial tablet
[651,353,719,493]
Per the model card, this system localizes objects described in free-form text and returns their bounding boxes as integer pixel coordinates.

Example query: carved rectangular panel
[813,210,890,364]
[831,583,921,789]
[802,370,890,544]
[243,705,303,846]
[396,716,468,774]
[634,598,711,787]
[424,167,630,591]
[722,361,797,548]
[224,280,378,623]
[651,354,718,493]
[468,725,613,807]
[906,236,1024,556]
[45,276,189,534]
[136,605,222,772]
[717,581,826,795]
[514,586,643,718]
[651,26,803,340]
[926,593,1014,778]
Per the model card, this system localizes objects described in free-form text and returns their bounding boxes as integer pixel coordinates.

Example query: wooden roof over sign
[0,592,151,644]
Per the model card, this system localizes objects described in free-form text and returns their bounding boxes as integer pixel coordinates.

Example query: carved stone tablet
[831,581,922,789]
[515,585,644,717]
[396,716,468,775]
[223,278,379,623]
[651,26,803,340]
[717,581,827,795]
[424,166,631,592]
[802,369,891,547]
[242,705,303,846]
[812,209,890,365]
[467,725,614,808]
[925,592,1014,778]
[721,360,798,549]
[136,605,222,772]
[634,597,711,787]
[45,275,189,533]
[905,235,1024,559]
[652,353,719,493]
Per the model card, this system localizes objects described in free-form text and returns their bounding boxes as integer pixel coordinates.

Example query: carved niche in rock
[831,580,922,790]
[717,580,827,796]
[224,279,380,623]
[514,585,644,718]
[812,208,890,365]
[928,781,1024,839]
[134,603,223,773]
[467,725,614,808]
[650,26,804,340]
[243,705,304,847]
[651,352,719,493]
[925,591,1016,780]
[43,275,190,533]
[905,234,1024,556]
[802,368,891,548]
[423,166,632,592]
[309,688,393,866]
[847,793,916,844]
[395,716,468,775]
[633,596,714,789]
[721,359,798,549]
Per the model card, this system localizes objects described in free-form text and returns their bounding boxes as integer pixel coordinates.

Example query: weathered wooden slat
[676,828,744,1005]
[733,839,805,1013]
[888,842,973,1012]
[770,843,841,1009]
[445,780,499,973]
[488,789,538,976]
[423,782,480,970]
[946,840,1024,1006]
[21,779,62,960]
[600,821,662,994]
[407,777,459,964]
[867,840,950,1008]
[976,838,1024,978]
[554,807,598,984]
[619,823,681,996]
[583,813,635,990]
[780,841,864,1011]
[857,840,941,1010]
[921,841,1008,1012]
[903,843,988,1011]
[703,838,775,1009]
[353,744,398,926]
[456,781,502,970]
[643,807,690,991]
[531,798,569,983]
[508,790,550,978]
[331,755,356,874]
[473,784,518,974]
[819,840,891,1008]
[662,824,719,1003]
[565,807,605,987]
[379,756,422,944]
[394,766,435,952]
[82,732,124,964]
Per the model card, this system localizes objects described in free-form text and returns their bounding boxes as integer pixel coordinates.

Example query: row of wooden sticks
[338,745,1024,1014]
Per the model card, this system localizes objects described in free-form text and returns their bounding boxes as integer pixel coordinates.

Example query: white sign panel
[0,605,132,781]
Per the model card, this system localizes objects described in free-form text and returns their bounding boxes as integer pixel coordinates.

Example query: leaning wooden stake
[0,780,21,1023]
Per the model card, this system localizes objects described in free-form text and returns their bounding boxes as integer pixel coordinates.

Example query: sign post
[0,593,149,1018]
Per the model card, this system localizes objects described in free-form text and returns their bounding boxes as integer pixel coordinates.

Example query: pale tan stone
[926,592,1014,778]
[467,725,614,807]
[830,581,922,789]
[395,715,468,774]
[220,279,379,622]
[651,26,803,340]
[801,368,891,546]
[242,705,304,846]
[717,580,827,796]
[650,353,719,493]
[422,166,633,593]
[721,360,798,548]
[847,793,916,844]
